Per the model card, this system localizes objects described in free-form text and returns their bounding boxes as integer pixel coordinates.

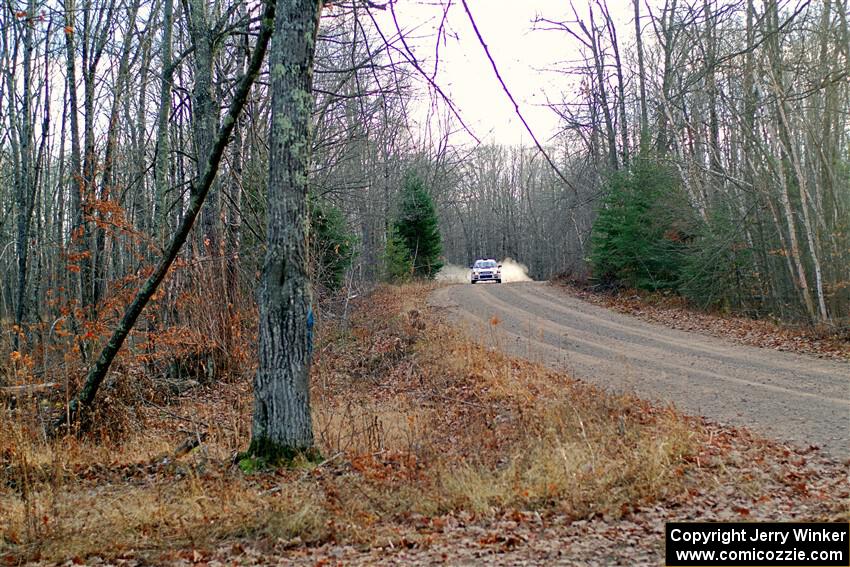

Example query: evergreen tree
[308,195,356,292]
[383,225,414,283]
[393,172,443,279]
[590,156,691,291]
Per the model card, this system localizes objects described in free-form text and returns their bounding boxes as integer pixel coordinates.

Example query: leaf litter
[2,283,847,566]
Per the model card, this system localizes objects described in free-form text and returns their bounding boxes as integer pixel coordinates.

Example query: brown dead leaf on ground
[1,283,847,566]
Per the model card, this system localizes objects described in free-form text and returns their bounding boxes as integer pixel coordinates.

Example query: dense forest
[0,0,848,410]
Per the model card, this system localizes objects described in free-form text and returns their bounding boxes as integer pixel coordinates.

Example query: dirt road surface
[430,282,850,458]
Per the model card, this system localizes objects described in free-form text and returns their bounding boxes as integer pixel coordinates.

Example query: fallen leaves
[3,283,848,566]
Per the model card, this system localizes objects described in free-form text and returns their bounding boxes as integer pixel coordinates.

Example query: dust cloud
[499,258,533,283]
[435,258,533,284]
[435,264,471,283]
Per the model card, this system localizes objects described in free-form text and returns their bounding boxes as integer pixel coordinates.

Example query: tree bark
[774,94,829,323]
[600,1,629,168]
[633,0,649,150]
[185,0,220,255]
[250,0,324,458]
[154,0,175,241]
[79,0,116,315]
[93,0,140,306]
[583,7,618,171]
[703,0,721,178]
[13,0,36,346]
[653,0,678,156]
[224,30,249,355]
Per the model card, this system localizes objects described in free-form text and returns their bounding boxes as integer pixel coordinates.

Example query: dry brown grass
[1,282,705,563]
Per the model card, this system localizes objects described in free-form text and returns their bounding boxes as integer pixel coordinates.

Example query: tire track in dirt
[472,289,846,404]
[497,284,846,392]
[430,282,850,458]
[528,284,841,380]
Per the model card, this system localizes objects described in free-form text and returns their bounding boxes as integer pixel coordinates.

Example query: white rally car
[470,259,501,284]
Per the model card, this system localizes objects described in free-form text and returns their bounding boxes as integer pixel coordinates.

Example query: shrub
[679,206,763,314]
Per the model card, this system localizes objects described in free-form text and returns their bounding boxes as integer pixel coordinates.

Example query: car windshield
[475,260,497,268]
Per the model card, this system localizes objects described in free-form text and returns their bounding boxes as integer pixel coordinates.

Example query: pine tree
[590,156,691,291]
[383,225,413,283]
[393,172,443,279]
[308,195,356,292]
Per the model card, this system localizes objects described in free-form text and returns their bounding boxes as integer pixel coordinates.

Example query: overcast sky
[370,0,641,146]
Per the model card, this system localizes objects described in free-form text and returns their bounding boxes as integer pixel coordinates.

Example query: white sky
[17,0,642,150]
[371,0,640,146]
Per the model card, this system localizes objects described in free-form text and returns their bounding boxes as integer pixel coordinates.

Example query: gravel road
[430,282,850,458]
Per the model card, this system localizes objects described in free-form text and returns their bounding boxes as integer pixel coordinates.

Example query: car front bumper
[472,271,500,281]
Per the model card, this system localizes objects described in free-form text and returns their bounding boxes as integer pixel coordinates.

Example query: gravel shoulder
[430,282,850,458]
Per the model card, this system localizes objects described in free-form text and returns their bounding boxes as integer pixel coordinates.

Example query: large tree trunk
[250,0,323,458]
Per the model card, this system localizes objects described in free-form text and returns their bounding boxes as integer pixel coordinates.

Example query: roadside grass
[0,283,765,563]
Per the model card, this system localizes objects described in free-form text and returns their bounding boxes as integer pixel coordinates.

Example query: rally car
[470,259,501,284]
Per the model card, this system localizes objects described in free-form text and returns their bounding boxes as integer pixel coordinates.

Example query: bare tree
[55,0,276,431]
